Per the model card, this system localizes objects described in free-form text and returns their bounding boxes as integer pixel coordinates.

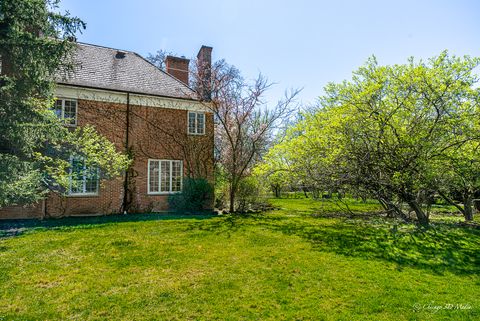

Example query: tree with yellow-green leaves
[259,52,480,224]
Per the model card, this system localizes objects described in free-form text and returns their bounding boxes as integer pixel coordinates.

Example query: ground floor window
[148,159,183,194]
[69,157,99,195]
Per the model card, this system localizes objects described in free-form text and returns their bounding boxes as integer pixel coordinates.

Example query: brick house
[0,42,214,219]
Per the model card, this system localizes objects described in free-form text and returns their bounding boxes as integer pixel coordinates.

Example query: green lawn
[0,198,479,320]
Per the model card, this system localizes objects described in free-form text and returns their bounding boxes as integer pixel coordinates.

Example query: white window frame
[187,111,206,135]
[147,159,183,195]
[68,156,99,196]
[54,98,77,127]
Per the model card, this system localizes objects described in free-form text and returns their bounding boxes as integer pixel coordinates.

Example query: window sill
[66,193,99,198]
[147,192,181,196]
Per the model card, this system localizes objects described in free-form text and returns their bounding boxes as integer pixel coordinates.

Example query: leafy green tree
[263,52,480,224]
[0,0,130,207]
[258,107,350,199]
[327,53,480,224]
[436,140,480,221]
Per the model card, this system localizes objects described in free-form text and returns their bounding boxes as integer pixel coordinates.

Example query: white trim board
[55,85,210,112]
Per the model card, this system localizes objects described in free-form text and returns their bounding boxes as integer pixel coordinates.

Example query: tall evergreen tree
[0,0,129,207]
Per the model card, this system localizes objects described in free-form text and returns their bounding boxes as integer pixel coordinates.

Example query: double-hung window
[54,98,77,126]
[148,160,183,194]
[188,111,205,135]
[69,156,99,196]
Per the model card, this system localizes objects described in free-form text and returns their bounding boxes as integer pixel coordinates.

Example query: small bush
[235,176,266,212]
[168,178,214,212]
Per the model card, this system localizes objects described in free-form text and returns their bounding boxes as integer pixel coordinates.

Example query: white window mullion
[195,113,198,134]
[68,159,73,194]
[168,161,173,193]
[159,160,162,193]
[180,161,183,191]
[82,161,87,193]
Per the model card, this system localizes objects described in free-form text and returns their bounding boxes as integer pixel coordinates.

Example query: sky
[58,0,480,107]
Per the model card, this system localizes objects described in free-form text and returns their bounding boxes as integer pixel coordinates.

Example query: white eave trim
[55,84,210,112]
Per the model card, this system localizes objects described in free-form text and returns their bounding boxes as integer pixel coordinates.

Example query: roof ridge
[77,41,135,54]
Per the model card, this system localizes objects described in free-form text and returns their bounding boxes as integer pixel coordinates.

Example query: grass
[0,198,479,320]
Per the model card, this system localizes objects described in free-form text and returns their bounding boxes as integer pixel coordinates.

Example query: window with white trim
[148,160,183,194]
[188,111,205,135]
[69,156,99,195]
[54,98,77,126]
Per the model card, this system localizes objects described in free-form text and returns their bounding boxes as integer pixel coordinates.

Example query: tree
[326,53,480,224]
[0,0,130,207]
[436,140,480,221]
[192,59,300,212]
[146,49,174,71]
[257,107,350,200]
[262,52,480,224]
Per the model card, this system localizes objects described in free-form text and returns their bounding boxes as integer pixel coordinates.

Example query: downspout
[42,198,47,219]
[122,92,130,214]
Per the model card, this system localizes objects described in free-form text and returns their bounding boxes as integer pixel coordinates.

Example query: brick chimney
[196,45,213,101]
[165,55,190,85]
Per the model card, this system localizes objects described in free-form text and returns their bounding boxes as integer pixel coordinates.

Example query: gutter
[56,82,200,103]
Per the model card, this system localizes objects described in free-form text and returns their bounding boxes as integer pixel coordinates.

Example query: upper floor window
[148,159,183,194]
[69,156,99,196]
[188,111,205,135]
[54,98,77,126]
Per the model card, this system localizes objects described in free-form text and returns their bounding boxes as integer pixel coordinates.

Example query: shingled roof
[56,42,197,100]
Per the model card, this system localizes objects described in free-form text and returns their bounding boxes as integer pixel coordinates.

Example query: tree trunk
[379,198,408,221]
[408,200,429,225]
[229,188,235,213]
[463,195,474,221]
[302,187,309,198]
[0,53,12,76]
[438,190,465,216]
[273,185,281,198]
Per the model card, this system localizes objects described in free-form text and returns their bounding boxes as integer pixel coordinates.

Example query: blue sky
[59,0,480,106]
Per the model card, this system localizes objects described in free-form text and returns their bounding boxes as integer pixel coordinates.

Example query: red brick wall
[126,103,214,212]
[0,98,214,219]
[0,203,44,219]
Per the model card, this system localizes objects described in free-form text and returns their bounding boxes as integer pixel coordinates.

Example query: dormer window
[54,98,77,126]
[188,111,205,135]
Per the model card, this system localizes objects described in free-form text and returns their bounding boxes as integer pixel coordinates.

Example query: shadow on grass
[0,212,215,238]
[262,212,480,275]
[183,214,247,237]
[3,202,479,276]
[187,208,480,276]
